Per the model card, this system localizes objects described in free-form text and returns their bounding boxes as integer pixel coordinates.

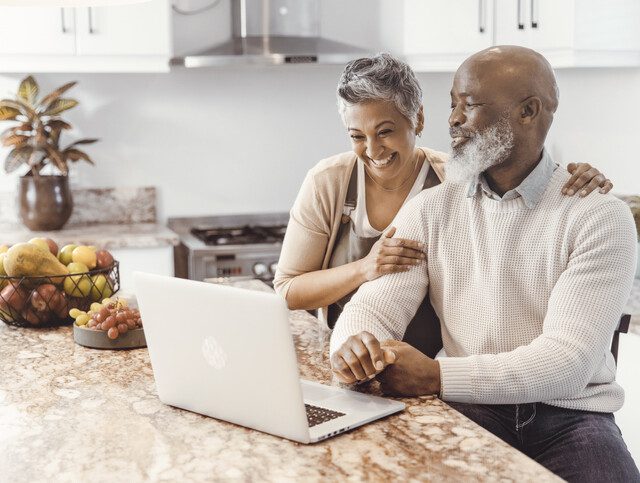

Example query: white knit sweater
[330,169,637,412]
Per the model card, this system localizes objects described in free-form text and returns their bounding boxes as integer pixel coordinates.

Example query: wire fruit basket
[0,261,120,328]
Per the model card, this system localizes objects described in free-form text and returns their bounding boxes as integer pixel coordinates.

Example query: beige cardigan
[273,147,448,322]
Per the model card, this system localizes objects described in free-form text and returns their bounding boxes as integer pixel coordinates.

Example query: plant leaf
[37,81,77,112]
[2,134,29,148]
[44,145,68,175]
[0,98,36,120]
[0,105,20,121]
[42,98,78,117]
[4,145,33,174]
[67,138,98,148]
[18,76,39,106]
[63,148,94,165]
[44,119,72,131]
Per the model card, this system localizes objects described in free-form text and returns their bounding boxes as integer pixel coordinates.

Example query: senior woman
[274,53,612,357]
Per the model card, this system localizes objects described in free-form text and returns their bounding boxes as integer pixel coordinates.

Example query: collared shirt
[466,149,559,209]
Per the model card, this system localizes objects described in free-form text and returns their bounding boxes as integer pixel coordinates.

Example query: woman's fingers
[562,162,591,195]
[384,236,425,252]
[381,244,426,260]
[383,226,396,238]
[579,174,606,197]
[599,179,613,194]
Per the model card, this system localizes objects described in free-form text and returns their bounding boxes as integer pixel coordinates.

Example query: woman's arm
[563,163,613,196]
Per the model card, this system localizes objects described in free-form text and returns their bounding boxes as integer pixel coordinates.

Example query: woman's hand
[564,163,613,197]
[359,226,425,282]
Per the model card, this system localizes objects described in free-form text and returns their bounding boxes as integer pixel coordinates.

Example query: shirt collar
[466,149,558,208]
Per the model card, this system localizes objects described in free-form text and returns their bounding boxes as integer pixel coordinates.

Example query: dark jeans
[447,401,640,482]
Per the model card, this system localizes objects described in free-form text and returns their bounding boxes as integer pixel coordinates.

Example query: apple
[72,246,97,270]
[58,244,78,265]
[67,262,89,274]
[63,274,92,298]
[0,284,28,321]
[28,237,50,253]
[31,284,59,313]
[95,250,115,270]
[90,274,113,301]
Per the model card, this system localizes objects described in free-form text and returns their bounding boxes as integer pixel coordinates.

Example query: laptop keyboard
[305,404,345,427]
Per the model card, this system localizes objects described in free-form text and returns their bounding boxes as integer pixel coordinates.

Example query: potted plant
[0,76,97,231]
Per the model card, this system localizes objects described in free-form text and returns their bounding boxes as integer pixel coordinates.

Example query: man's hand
[330,331,396,384]
[377,340,441,397]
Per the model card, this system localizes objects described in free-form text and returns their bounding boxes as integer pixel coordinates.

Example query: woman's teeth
[371,153,396,167]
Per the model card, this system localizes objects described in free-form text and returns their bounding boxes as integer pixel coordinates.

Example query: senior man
[329,45,639,482]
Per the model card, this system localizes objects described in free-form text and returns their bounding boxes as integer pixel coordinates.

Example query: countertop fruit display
[0,238,119,327]
[71,296,146,349]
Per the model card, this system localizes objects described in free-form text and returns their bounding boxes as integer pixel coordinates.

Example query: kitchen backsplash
[0,186,156,226]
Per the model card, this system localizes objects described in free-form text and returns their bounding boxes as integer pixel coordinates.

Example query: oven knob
[252,262,268,277]
[269,262,278,275]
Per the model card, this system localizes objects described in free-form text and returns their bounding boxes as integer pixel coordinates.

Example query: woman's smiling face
[344,100,422,182]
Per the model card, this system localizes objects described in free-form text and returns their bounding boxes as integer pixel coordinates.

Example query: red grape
[107,327,119,339]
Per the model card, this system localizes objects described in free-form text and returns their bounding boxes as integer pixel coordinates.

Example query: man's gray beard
[445,117,515,185]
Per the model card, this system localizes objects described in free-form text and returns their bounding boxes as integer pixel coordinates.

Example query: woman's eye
[350,135,364,141]
[378,130,392,136]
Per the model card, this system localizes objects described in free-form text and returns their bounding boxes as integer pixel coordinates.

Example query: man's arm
[329,193,431,369]
[439,200,637,404]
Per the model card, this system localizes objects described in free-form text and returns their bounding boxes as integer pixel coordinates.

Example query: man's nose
[449,106,466,128]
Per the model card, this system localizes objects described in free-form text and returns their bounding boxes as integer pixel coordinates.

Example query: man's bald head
[458,45,559,121]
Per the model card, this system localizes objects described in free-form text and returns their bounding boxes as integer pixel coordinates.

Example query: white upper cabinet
[403,0,494,70]
[0,0,171,73]
[75,2,171,56]
[402,0,640,71]
[0,7,76,55]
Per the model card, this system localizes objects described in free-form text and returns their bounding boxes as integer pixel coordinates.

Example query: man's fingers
[360,332,385,372]
[342,349,368,381]
[383,348,397,365]
[351,339,377,376]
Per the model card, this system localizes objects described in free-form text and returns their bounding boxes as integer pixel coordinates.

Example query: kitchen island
[0,281,560,482]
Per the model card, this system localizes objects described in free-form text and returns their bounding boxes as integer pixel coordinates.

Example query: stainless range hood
[172,0,370,67]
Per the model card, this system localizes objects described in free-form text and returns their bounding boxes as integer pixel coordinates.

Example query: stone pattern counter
[0,280,559,482]
[0,222,179,250]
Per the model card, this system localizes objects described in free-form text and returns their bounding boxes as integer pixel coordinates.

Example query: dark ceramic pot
[19,175,73,231]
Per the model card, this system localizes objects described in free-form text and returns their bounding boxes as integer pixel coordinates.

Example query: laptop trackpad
[300,379,397,414]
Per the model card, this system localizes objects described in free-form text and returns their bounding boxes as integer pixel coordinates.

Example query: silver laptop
[133,272,405,444]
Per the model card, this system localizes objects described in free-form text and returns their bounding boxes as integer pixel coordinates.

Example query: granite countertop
[0,222,180,250]
[0,280,559,482]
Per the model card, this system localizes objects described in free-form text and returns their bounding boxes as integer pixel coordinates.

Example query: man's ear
[519,96,543,124]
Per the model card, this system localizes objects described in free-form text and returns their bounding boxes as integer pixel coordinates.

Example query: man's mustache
[449,128,475,138]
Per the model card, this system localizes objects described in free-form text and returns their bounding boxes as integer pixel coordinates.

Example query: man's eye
[466,103,480,108]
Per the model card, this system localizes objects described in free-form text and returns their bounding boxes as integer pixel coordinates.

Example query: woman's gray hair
[337,53,423,128]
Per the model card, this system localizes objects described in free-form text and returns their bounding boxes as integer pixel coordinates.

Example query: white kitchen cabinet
[403,0,494,71]
[403,0,640,71]
[0,0,171,73]
[0,7,76,55]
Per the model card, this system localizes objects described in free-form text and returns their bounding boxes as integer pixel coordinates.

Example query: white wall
[1,65,638,223]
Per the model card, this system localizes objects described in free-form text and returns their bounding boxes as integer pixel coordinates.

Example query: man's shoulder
[547,169,630,218]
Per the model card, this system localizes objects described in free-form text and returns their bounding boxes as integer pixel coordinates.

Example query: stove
[168,213,290,283]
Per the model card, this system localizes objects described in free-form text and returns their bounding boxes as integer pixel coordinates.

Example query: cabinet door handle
[478,0,485,33]
[60,8,67,34]
[531,0,539,28]
[517,0,525,29]
[88,7,95,34]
